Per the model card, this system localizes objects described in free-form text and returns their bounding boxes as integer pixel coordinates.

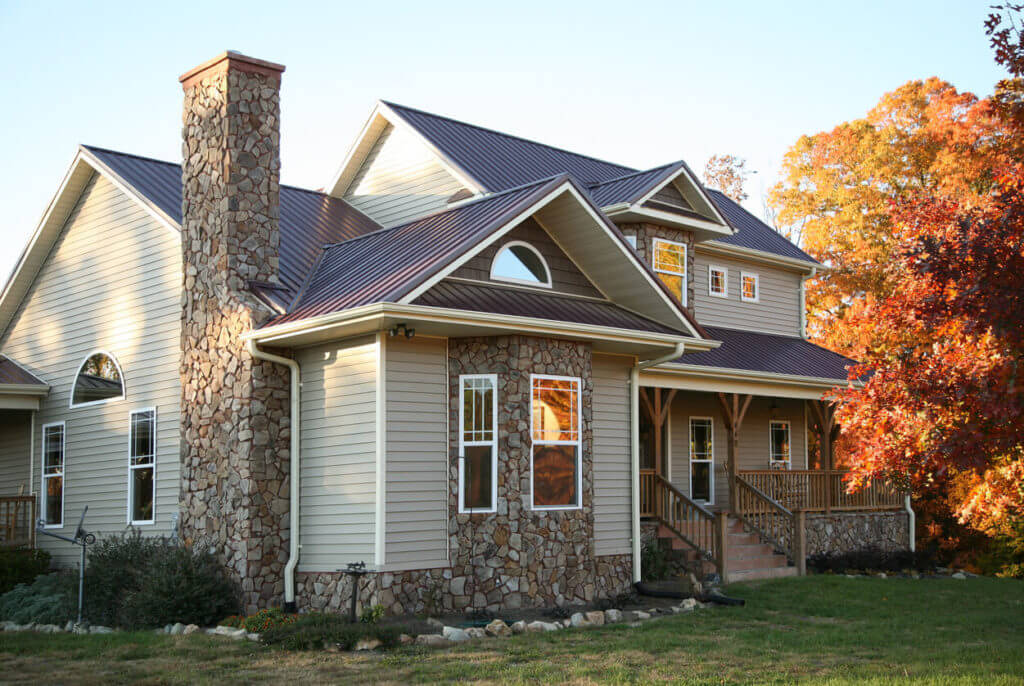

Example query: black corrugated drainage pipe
[634,581,745,606]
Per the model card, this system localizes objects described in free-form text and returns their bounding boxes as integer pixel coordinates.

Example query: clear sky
[0,0,1006,282]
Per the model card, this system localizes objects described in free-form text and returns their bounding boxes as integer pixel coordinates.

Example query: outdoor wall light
[388,323,416,339]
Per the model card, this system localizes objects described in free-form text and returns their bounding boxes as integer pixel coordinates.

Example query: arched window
[489,241,552,288]
[71,351,125,407]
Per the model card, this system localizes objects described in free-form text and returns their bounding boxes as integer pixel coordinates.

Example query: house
[0,52,911,616]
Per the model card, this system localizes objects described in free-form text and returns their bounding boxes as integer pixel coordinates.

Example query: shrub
[360,604,385,624]
[0,548,51,595]
[0,571,76,625]
[221,607,299,633]
[260,612,401,651]
[807,547,936,574]
[641,539,671,581]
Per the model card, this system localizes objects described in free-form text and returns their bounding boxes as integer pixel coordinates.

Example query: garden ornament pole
[36,506,95,625]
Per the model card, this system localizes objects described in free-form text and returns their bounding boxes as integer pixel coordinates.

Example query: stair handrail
[734,474,801,566]
[651,475,722,573]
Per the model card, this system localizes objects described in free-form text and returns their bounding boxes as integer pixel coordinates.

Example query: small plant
[807,547,935,574]
[0,571,76,625]
[641,539,671,581]
[222,607,299,632]
[0,548,51,595]
[260,612,401,651]
[360,604,384,624]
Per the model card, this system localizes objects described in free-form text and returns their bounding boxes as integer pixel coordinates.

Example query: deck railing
[733,475,801,566]
[0,496,36,548]
[642,473,728,578]
[738,469,903,513]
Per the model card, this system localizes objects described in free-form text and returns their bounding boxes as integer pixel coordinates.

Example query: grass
[0,576,1021,684]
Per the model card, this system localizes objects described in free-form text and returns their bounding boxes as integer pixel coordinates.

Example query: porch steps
[656,517,798,582]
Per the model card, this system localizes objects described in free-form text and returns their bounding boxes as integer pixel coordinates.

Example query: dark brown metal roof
[0,357,46,386]
[676,327,855,381]
[414,280,687,335]
[586,163,682,207]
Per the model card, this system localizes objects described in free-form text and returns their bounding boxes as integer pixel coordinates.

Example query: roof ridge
[382,101,636,175]
[586,161,681,188]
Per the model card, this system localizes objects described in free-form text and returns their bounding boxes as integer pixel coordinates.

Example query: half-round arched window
[71,351,125,408]
[489,241,552,288]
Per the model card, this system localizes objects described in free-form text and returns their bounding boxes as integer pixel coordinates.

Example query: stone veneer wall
[619,222,696,314]
[804,511,911,556]
[178,54,292,613]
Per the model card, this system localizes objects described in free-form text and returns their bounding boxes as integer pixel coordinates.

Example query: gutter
[246,339,301,611]
[630,341,686,583]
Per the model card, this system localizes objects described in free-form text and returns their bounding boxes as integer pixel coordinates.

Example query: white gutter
[246,339,301,610]
[905,495,916,553]
[630,341,687,583]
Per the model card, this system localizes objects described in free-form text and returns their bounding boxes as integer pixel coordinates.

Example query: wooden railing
[0,496,36,548]
[738,469,904,513]
[644,473,728,577]
[734,475,803,570]
[639,469,656,518]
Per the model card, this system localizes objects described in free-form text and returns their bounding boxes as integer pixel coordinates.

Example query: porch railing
[643,472,727,578]
[738,469,903,513]
[0,496,36,548]
[733,474,803,570]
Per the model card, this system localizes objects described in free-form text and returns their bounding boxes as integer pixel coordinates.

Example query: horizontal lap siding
[297,336,378,571]
[0,173,182,566]
[692,251,803,337]
[384,336,448,570]
[344,124,466,228]
[0,412,31,496]
[592,354,632,556]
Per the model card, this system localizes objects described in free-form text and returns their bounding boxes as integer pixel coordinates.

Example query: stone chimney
[178,52,292,613]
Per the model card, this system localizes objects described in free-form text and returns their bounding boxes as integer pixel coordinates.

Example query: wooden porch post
[808,399,839,514]
[718,392,752,512]
[641,387,676,517]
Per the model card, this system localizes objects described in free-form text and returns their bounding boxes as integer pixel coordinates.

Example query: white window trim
[624,234,637,249]
[458,374,498,514]
[741,272,760,303]
[69,349,126,409]
[489,240,553,289]
[40,421,65,529]
[770,419,792,468]
[652,237,688,307]
[708,265,729,298]
[688,416,714,505]
[127,407,157,526]
[529,373,583,511]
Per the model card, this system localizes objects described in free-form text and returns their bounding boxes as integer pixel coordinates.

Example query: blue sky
[0,0,1006,281]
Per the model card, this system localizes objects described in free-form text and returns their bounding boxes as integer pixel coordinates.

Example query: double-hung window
[689,418,714,503]
[652,238,687,306]
[770,420,791,468]
[530,375,582,510]
[459,375,497,513]
[129,409,156,524]
[41,422,65,527]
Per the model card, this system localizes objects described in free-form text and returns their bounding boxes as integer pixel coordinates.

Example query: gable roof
[0,356,47,387]
[586,163,682,208]
[704,190,818,265]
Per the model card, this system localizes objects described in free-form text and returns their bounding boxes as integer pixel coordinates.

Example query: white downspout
[631,341,686,583]
[904,495,916,553]
[28,411,34,499]
[247,339,301,609]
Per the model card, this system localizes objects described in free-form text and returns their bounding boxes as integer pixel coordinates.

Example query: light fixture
[388,323,415,339]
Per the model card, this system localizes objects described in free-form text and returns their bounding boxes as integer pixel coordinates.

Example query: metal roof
[705,190,818,265]
[677,327,855,380]
[84,146,382,292]
[384,102,634,191]
[414,280,687,335]
[0,357,46,386]
[586,163,681,207]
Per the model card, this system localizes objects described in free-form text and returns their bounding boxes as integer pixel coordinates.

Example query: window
[530,375,582,509]
[459,375,497,513]
[770,420,791,468]
[71,351,124,407]
[624,234,637,249]
[708,265,728,298]
[741,272,759,303]
[41,422,65,527]
[652,238,687,305]
[490,241,551,288]
[129,409,156,524]
[689,418,714,503]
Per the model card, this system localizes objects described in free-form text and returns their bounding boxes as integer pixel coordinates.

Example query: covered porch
[0,357,49,549]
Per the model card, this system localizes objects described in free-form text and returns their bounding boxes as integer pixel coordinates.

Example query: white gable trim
[633,164,730,230]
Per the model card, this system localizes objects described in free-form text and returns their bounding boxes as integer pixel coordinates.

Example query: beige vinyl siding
[384,336,448,570]
[0,411,31,496]
[0,173,182,566]
[668,392,806,509]
[343,123,467,228]
[592,354,633,556]
[297,336,378,572]
[692,250,803,337]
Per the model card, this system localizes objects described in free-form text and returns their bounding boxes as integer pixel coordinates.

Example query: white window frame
[41,421,65,529]
[529,373,583,511]
[624,234,638,249]
[652,237,688,307]
[688,416,714,505]
[708,265,729,298]
[489,240,553,289]
[128,407,157,525]
[69,349,126,409]
[741,272,760,303]
[770,420,792,469]
[458,374,498,514]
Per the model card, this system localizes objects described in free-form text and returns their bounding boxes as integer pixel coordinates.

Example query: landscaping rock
[484,619,511,638]
[679,598,698,611]
[442,626,470,642]
[183,624,199,635]
[511,620,527,634]
[585,611,605,626]
[877,573,887,579]
[569,612,590,628]
[604,609,623,624]
[622,611,651,622]
[354,638,382,651]
[952,571,967,579]
[246,633,259,641]
[399,633,414,645]
[90,626,113,634]
[415,634,448,647]
[465,627,488,640]
[426,617,444,629]
[170,623,186,635]
[561,619,572,628]
[527,621,560,632]
[64,621,74,632]
[72,624,89,635]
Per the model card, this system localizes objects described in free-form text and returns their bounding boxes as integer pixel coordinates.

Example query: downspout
[800,267,817,340]
[904,495,916,553]
[247,339,301,610]
[29,411,34,499]
[630,341,687,583]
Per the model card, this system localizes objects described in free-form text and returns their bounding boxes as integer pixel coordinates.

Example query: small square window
[708,266,728,298]
[741,272,759,302]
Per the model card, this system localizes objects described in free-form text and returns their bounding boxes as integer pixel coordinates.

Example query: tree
[703,154,749,202]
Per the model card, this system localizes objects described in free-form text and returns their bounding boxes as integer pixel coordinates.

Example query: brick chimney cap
[179,51,286,86]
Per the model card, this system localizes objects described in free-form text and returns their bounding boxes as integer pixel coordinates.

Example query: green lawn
[0,576,1021,685]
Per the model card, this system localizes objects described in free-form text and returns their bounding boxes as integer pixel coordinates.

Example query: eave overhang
[640,361,856,401]
[601,202,733,241]
[697,240,824,274]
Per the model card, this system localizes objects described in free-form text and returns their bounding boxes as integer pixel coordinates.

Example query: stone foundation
[805,511,910,556]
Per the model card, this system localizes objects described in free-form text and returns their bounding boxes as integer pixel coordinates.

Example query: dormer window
[490,241,552,288]
[652,238,687,306]
[71,351,125,408]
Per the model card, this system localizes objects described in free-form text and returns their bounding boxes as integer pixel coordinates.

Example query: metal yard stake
[36,506,95,625]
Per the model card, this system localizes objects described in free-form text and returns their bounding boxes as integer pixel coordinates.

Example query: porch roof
[0,357,49,410]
